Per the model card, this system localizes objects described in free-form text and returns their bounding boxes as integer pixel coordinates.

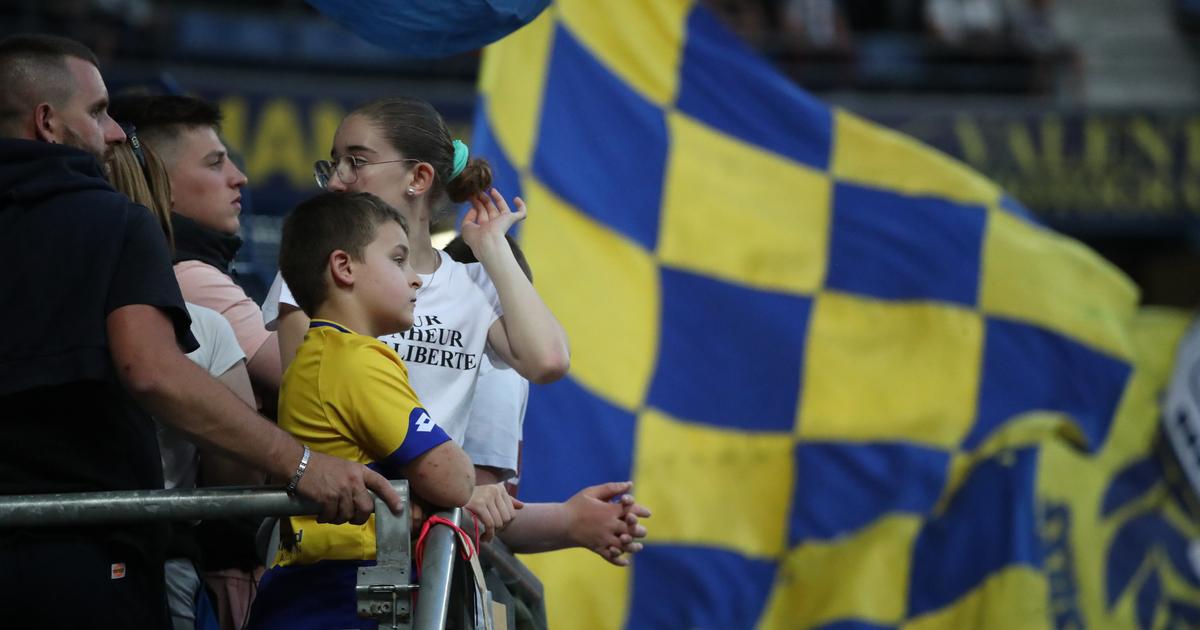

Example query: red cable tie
[413,514,476,580]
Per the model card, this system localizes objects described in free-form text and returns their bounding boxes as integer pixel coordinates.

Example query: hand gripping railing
[0,482,462,630]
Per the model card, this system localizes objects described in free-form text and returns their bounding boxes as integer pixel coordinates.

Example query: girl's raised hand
[461,188,527,254]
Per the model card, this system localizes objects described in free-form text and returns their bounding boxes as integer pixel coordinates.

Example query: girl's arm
[497,481,651,567]
[463,189,570,384]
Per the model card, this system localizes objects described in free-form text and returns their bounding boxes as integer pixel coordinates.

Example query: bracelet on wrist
[285,444,311,496]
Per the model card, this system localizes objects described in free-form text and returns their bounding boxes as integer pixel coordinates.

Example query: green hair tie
[451,139,469,180]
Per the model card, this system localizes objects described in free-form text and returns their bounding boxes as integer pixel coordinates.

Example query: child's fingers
[473,196,494,225]
[502,192,528,223]
[489,187,510,213]
[478,191,499,219]
[498,497,516,525]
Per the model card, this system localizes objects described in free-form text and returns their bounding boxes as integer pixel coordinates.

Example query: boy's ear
[329,250,355,287]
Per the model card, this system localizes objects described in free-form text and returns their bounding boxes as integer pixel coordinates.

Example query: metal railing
[0,481,461,630]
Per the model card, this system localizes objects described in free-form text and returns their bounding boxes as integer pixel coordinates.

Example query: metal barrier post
[413,507,465,630]
[357,493,414,629]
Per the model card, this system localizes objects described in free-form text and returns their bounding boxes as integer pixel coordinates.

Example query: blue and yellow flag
[470,1,1197,628]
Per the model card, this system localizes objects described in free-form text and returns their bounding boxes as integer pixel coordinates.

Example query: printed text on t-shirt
[387,313,477,371]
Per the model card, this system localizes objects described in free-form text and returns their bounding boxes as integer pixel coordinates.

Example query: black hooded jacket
[0,138,195,507]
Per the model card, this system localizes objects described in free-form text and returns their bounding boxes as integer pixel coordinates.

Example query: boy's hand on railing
[298,450,402,525]
[565,481,651,567]
[466,482,524,542]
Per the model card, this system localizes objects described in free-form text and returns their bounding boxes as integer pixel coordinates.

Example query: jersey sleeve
[338,343,451,470]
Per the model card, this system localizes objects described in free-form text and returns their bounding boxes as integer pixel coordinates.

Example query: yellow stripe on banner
[519,177,660,411]
[798,292,983,449]
[557,0,692,106]
[478,8,557,170]
[658,111,832,294]
[902,567,1051,630]
[633,408,794,559]
[979,208,1138,361]
[831,109,1002,208]
[522,547,631,630]
[756,516,920,629]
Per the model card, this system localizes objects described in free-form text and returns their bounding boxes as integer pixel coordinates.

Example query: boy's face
[167,126,247,235]
[357,220,422,335]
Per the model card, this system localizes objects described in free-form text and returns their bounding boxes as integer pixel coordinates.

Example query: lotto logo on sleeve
[110,563,126,580]
[410,407,436,433]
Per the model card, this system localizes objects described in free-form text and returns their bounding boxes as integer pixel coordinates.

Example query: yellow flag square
[557,0,691,106]
[632,408,794,558]
[979,208,1137,361]
[659,112,831,295]
[757,516,920,629]
[520,177,659,411]
[831,109,1001,208]
[798,292,983,449]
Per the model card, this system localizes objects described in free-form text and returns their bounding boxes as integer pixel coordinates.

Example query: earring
[406,187,416,196]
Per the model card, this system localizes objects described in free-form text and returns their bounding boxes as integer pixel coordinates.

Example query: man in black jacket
[0,33,400,629]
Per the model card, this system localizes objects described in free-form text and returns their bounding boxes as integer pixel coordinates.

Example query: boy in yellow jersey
[248,192,474,630]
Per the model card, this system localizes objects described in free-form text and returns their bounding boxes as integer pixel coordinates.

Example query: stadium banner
[881,110,1200,235]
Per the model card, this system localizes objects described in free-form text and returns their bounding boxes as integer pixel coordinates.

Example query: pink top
[174,260,272,361]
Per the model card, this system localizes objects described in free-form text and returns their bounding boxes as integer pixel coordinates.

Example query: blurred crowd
[702,0,1071,92]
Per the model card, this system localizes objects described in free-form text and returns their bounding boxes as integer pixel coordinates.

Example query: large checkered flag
[471,1,1141,628]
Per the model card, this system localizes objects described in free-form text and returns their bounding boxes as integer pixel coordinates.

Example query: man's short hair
[0,34,99,135]
[107,95,222,161]
[280,192,410,316]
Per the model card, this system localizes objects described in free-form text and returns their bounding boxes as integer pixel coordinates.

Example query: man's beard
[61,125,112,172]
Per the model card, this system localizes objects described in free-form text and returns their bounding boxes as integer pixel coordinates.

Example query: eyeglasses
[313,155,419,190]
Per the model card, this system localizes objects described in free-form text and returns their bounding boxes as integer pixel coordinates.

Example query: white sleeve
[185,303,246,377]
[461,350,527,479]
[262,272,299,331]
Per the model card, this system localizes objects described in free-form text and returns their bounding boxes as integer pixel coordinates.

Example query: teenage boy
[249,192,473,629]
[108,94,280,411]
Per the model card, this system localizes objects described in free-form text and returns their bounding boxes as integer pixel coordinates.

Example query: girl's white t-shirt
[264,250,508,453]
